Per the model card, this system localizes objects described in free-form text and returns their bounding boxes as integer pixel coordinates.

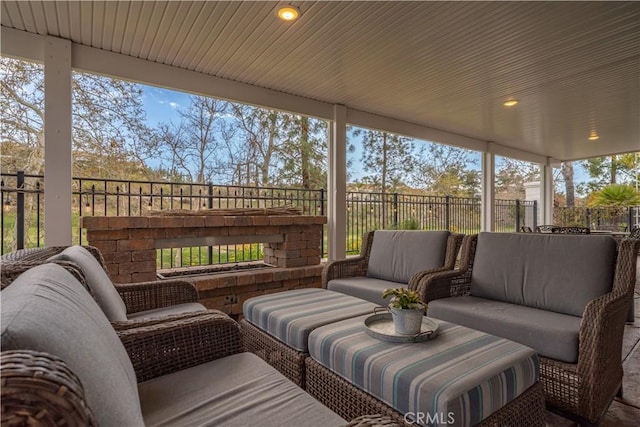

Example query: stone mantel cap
[81,215,327,230]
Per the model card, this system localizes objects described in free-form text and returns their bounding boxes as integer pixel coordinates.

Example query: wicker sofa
[323,230,462,305]
[413,232,639,424]
[1,245,206,328]
[1,263,395,426]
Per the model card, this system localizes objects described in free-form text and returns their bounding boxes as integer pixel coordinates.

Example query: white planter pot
[390,306,424,335]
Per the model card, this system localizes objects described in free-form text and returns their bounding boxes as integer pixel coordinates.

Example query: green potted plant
[382,288,425,335]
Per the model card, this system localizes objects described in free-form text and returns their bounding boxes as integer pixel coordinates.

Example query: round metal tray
[363,313,439,343]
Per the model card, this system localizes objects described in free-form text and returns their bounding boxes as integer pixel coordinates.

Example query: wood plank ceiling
[2,1,639,161]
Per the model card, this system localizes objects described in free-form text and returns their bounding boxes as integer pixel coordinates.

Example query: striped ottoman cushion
[243,289,377,352]
[309,315,539,427]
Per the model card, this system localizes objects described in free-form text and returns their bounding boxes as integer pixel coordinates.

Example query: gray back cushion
[471,232,617,317]
[49,246,128,321]
[366,230,450,283]
[1,264,144,426]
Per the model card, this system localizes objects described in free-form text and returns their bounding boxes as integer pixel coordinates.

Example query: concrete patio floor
[546,257,640,426]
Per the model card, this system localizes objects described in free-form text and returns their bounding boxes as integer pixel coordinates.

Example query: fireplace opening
[157,260,273,279]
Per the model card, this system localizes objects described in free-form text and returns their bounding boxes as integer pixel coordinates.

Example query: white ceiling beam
[346,108,487,153]
[71,43,334,121]
[491,143,551,165]
[1,25,44,61]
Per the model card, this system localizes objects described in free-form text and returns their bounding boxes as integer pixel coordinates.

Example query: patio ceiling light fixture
[503,99,519,107]
[588,132,600,141]
[276,5,300,22]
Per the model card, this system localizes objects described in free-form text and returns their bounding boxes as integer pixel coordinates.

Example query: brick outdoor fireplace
[82,211,326,318]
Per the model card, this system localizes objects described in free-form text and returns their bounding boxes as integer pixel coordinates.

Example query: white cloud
[169,102,179,109]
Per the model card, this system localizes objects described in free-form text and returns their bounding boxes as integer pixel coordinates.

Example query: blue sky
[141,85,192,128]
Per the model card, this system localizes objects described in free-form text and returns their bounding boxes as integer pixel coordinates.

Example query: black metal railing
[554,206,639,232]
[2,171,541,266]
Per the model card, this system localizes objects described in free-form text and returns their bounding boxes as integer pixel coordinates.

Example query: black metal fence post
[445,195,451,231]
[36,181,41,247]
[585,208,591,228]
[515,199,521,231]
[533,201,538,230]
[16,171,25,250]
[208,182,214,265]
[393,192,399,228]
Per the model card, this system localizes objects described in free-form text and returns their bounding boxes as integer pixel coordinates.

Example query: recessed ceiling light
[276,5,300,22]
[503,99,519,107]
[588,132,599,141]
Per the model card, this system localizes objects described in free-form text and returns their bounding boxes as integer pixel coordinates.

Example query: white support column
[327,105,347,261]
[481,145,495,231]
[44,37,73,245]
[540,161,554,225]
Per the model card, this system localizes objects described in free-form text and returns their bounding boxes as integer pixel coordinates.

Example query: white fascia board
[346,108,487,153]
[1,27,44,62]
[70,43,334,121]
[490,143,549,165]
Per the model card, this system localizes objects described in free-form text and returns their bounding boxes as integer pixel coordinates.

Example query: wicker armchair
[1,264,390,426]
[630,226,640,238]
[0,245,205,328]
[412,234,639,424]
[323,230,463,304]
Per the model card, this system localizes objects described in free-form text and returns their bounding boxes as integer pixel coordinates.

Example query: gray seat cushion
[366,230,450,283]
[327,276,406,306]
[428,296,582,363]
[139,352,346,427]
[48,245,128,321]
[127,302,207,320]
[471,232,616,317]
[1,264,144,426]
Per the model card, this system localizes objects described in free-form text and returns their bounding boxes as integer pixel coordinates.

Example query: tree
[1,59,45,175]
[561,162,575,206]
[495,158,540,199]
[227,104,282,186]
[411,144,480,196]
[154,96,233,183]
[277,115,327,189]
[581,153,640,193]
[1,57,155,179]
[354,129,415,193]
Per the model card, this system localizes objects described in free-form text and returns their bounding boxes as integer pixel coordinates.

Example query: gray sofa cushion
[366,230,450,283]
[48,245,128,321]
[139,352,346,427]
[127,302,207,320]
[428,295,581,363]
[1,264,144,426]
[328,276,406,306]
[471,232,616,317]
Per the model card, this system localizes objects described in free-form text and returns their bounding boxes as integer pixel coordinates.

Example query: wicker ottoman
[241,288,378,387]
[306,315,545,426]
